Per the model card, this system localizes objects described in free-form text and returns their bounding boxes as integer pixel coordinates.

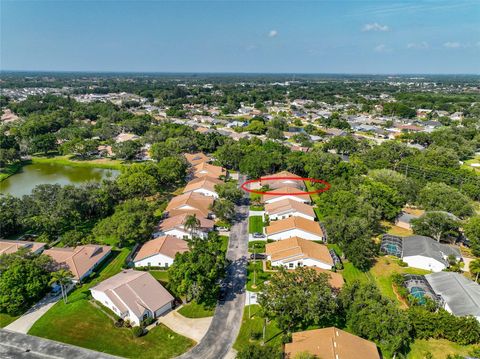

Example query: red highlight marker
[240,176,331,195]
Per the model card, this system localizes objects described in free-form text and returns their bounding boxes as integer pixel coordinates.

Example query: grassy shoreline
[30,155,124,170]
[0,161,25,182]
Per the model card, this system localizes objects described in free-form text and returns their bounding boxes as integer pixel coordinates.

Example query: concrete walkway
[5,293,62,334]
[157,309,212,342]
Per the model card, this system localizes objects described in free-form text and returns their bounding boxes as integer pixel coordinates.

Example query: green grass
[246,261,272,292]
[220,235,229,253]
[340,262,373,283]
[327,243,342,257]
[249,216,264,234]
[29,248,194,358]
[248,240,267,253]
[0,161,24,181]
[149,270,169,286]
[305,180,321,202]
[178,301,214,318]
[250,205,264,211]
[31,155,124,170]
[0,312,20,328]
[233,305,283,352]
[407,339,479,359]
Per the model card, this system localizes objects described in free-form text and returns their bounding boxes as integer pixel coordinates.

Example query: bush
[131,326,144,337]
[250,330,262,340]
[141,317,155,328]
[114,318,124,328]
[398,260,408,267]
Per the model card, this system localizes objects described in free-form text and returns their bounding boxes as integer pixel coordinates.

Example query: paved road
[177,174,249,359]
[0,330,119,359]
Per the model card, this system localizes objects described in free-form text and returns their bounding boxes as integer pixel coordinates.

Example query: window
[288,263,294,268]
[165,263,169,268]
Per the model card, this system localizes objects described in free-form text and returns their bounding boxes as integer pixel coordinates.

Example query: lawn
[382,221,413,237]
[233,305,283,352]
[340,262,373,284]
[220,235,229,253]
[31,155,124,170]
[27,248,194,358]
[0,312,19,328]
[246,261,272,292]
[178,301,214,318]
[248,240,267,253]
[249,216,264,234]
[250,205,264,211]
[149,270,169,286]
[407,339,479,359]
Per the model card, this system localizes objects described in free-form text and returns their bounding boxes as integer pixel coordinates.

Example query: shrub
[114,318,124,328]
[131,326,144,337]
[141,317,155,327]
[398,260,408,267]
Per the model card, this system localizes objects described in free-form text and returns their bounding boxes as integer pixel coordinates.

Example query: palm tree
[49,269,74,304]
[183,214,201,237]
[470,259,480,282]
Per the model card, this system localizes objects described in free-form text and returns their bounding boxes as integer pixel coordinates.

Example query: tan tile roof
[262,186,310,202]
[0,240,47,255]
[44,244,111,280]
[260,171,305,190]
[165,192,214,218]
[184,152,210,166]
[133,235,189,262]
[183,176,223,195]
[266,237,333,266]
[266,217,323,237]
[193,162,227,179]
[284,327,380,359]
[159,213,214,232]
[91,269,174,318]
[265,199,315,218]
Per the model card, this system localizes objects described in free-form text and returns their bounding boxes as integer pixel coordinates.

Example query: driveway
[177,174,249,359]
[157,309,212,342]
[5,293,62,334]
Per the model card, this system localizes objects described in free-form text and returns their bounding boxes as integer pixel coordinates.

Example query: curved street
[177,174,249,359]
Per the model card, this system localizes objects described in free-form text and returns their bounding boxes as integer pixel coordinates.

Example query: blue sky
[1,0,479,74]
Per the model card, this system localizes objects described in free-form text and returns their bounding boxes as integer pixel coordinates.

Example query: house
[114,132,140,143]
[193,162,227,179]
[260,170,305,190]
[90,270,174,326]
[425,271,480,320]
[262,186,311,205]
[265,199,316,221]
[43,244,111,282]
[266,217,324,241]
[284,327,380,359]
[165,192,214,218]
[133,235,188,268]
[266,237,333,269]
[380,235,462,272]
[156,213,215,239]
[395,209,423,230]
[184,152,210,166]
[182,176,223,198]
[0,240,47,255]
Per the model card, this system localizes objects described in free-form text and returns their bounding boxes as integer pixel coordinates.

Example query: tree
[0,250,55,315]
[368,169,418,203]
[236,344,282,359]
[183,214,201,237]
[211,199,236,223]
[464,216,480,256]
[258,267,337,332]
[215,182,243,204]
[49,269,73,304]
[418,182,473,218]
[92,199,155,247]
[0,194,22,237]
[359,179,404,221]
[470,259,480,282]
[112,140,142,160]
[168,233,226,305]
[411,212,460,242]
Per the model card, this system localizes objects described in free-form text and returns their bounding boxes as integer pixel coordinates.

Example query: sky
[1,0,479,74]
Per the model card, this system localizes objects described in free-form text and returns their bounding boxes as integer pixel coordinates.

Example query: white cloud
[443,41,461,48]
[268,30,278,38]
[374,44,389,52]
[407,41,429,49]
[362,23,389,32]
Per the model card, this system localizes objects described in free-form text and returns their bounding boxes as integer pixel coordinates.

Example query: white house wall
[403,255,445,272]
[267,229,324,242]
[264,196,310,204]
[268,212,315,221]
[134,253,175,268]
[271,257,331,270]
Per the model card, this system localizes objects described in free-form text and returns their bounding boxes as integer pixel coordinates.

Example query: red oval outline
[240,176,331,195]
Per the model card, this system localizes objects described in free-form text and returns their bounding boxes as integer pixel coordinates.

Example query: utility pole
[253,243,257,288]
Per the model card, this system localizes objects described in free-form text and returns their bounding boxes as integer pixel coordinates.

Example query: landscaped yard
[178,301,214,318]
[149,270,169,286]
[31,155,124,170]
[0,312,19,328]
[233,304,283,352]
[246,261,272,292]
[249,215,264,234]
[382,221,413,237]
[250,205,264,211]
[28,248,195,358]
[407,338,479,359]
[248,240,267,253]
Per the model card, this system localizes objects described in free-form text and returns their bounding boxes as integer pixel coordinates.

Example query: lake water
[0,162,119,197]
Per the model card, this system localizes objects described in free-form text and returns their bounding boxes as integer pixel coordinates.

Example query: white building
[266,216,324,242]
[133,235,188,268]
[265,198,316,221]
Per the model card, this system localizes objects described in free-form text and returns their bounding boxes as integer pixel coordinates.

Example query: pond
[0,162,119,197]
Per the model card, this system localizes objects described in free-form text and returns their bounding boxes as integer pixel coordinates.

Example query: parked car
[218,283,228,303]
[250,253,267,260]
[253,232,265,238]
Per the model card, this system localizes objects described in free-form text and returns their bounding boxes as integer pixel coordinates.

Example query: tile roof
[266,237,333,266]
[159,213,215,232]
[184,152,210,166]
[262,186,311,202]
[0,240,46,255]
[265,198,315,218]
[183,176,223,195]
[165,192,214,218]
[284,327,380,359]
[133,235,189,262]
[91,270,174,318]
[266,217,323,237]
[260,171,305,190]
[43,244,111,280]
[193,162,227,179]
